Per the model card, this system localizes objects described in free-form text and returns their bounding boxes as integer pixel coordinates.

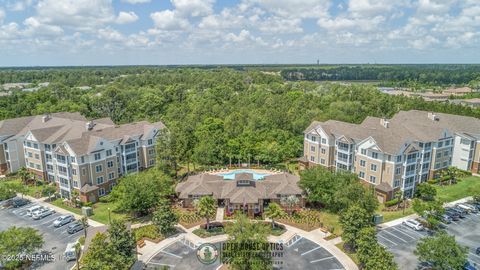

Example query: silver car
[53,215,75,227]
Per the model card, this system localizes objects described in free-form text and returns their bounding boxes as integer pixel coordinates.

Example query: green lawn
[50,199,128,224]
[319,211,342,236]
[379,207,415,223]
[435,176,480,202]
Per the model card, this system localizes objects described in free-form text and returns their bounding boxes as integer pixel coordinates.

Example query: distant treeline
[280,65,480,86]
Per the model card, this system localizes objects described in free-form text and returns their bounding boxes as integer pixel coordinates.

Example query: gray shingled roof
[176,172,302,203]
[305,110,480,154]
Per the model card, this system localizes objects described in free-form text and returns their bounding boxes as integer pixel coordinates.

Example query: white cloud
[258,17,303,33]
[122,0,151,4]
[150,10,190,30]
[225,29,252,42]
[0,22,20,40]
[171,0,215,17]
[6,0,35,11]
[35,0,116,30]
[116,11,138,24]
[318,16,385,32]
[97,28,125,42]
[348,0,394,17]
[247,0,331,19]
[0,8,5,23]
[446,32,476,48]
[417,0,454,14]
[409,35,439,49]
[23,16,64,37]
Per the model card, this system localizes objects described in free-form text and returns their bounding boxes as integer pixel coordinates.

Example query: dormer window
[237,180,251,186]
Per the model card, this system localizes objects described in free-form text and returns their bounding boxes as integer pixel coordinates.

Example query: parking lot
[0,198,81,270]
[146,236,345,270]
[378,212,480,270]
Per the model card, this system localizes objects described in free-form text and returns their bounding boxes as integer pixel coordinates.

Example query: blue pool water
[217,169,271,180]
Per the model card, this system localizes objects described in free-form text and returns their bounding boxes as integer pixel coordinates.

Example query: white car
[402,219,424,231]
[53,215,75,227]
[32,208,55,220]
[26,205,44,217]
[457,203,478,213]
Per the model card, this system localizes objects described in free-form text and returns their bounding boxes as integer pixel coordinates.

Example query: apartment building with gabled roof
[302,110,480,202]
[0,112,166,203]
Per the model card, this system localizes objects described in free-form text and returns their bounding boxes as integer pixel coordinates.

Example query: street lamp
[108,207,111,224]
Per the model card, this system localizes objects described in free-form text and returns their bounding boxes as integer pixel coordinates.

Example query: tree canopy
[414,231,468,270]
[0,226,44,269]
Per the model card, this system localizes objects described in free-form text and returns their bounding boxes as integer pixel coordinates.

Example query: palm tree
[394,191,403,210]
[264,203,284,229]
[71,190,80,207]
[440,166,460,185]
[194,196,217,230]
[81,216,89,240]
[18,167,32,185]
[281,195,299,216]
[75,242,82,270]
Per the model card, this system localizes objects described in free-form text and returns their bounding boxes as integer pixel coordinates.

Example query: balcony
[405,170,416,177]
[337,157,349,164]
[406,158,417,164]
[58,170,68,177]
[124,146,136,154]
[126,158,137,164]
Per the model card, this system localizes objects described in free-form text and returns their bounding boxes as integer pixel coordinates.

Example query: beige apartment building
[0,112,166,203]
[302,110,480,202]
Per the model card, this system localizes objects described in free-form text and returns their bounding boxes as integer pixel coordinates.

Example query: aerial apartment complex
[0,112,165,202]
[302,110,480,202]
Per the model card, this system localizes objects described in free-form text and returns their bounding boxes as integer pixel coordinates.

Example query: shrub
[133,225,162,241]
[192,227,225,238]
[384,199,399,207]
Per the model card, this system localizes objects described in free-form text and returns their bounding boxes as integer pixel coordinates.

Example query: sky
[0,0,479,66]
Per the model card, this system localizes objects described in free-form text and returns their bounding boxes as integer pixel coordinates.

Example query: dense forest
[1,67,479,167]
[280,65,480,87]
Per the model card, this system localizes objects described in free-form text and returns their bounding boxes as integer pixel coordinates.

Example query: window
[321,138,326,144]
[108,172,115,180]
[94,153,101,160]
[396,156,402,162]
[370,164,377,171]
[310,146,315,152]
[81,156,85,163]
[423,152,430,159]
[438,142,443,147]
[149,159,155,166]
[48,175,55,181]
[148,139,153,145]
[395,167,401,174]
[33,143,38,149]
[29,162,34,168]
[371,152,378,159]
[36,164,41,170]
[359,171,365,179]
[321,148,326,154]
[98,188,105,196]
[71,156,76,163]
[26,141,32,147]
[320,158,325,164]
[34,153,39,159]
[46,154,52,161]
[47,164,53,171]
[45,144,51,151]
[148,149,155,156]
[107,161,114,168]
[394,179,400,188]
[445,140,450,146]
[311,136,316,142]
[106,150,112,156]
[443,150,449,157]
[73,181,78,188]
[82,168,86,176]
[96,176,104,185]
[95,165,103,173]
[361,149,367,155]
[360,160,366,167]
[369,176,376,183]
[72,169,77,175]
[27,152,33,158]
[436,152,442,158]
[310,156,315,162]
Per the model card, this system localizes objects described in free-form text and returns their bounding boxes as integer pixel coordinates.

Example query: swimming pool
[216,169,271,180]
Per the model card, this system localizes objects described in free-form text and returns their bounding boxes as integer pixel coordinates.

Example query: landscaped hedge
[133,224,163,242]
[384,198,399,207]
[428,175,451,185]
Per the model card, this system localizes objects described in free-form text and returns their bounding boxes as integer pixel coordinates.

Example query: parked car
[67,221,86,234]
[32,208,55,220]
[440,214,452,224]
[471,202,480,211]
[463,203,479,213]
[476,247,480,255]
[464,261,477,270]
[26,205,44,217]
[64,242,78,262]
[403,219,424,231]
[445,209,461,221]
[416,261,434,270]
[448,207,467,218]
[53,215,75,227]
[12,198,30,208]
[457,203,478,213]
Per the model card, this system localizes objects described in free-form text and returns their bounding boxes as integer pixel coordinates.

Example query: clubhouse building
[175,170,304,216]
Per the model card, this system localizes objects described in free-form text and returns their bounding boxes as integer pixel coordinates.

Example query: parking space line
[39,216,59,226]
[67,231,83,238]
[301,246,321,256]
[310,256,334,263]
[148,262,176,268]
[399,225,425,237]
[382,230,409,243]
[390,227,418,240]
[469,253,480,264]
[377,234,398,246]
[160,250,183,259]
[11,204,33,213]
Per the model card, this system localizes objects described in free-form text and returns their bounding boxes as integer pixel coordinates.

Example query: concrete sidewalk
[19,193,104,227]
